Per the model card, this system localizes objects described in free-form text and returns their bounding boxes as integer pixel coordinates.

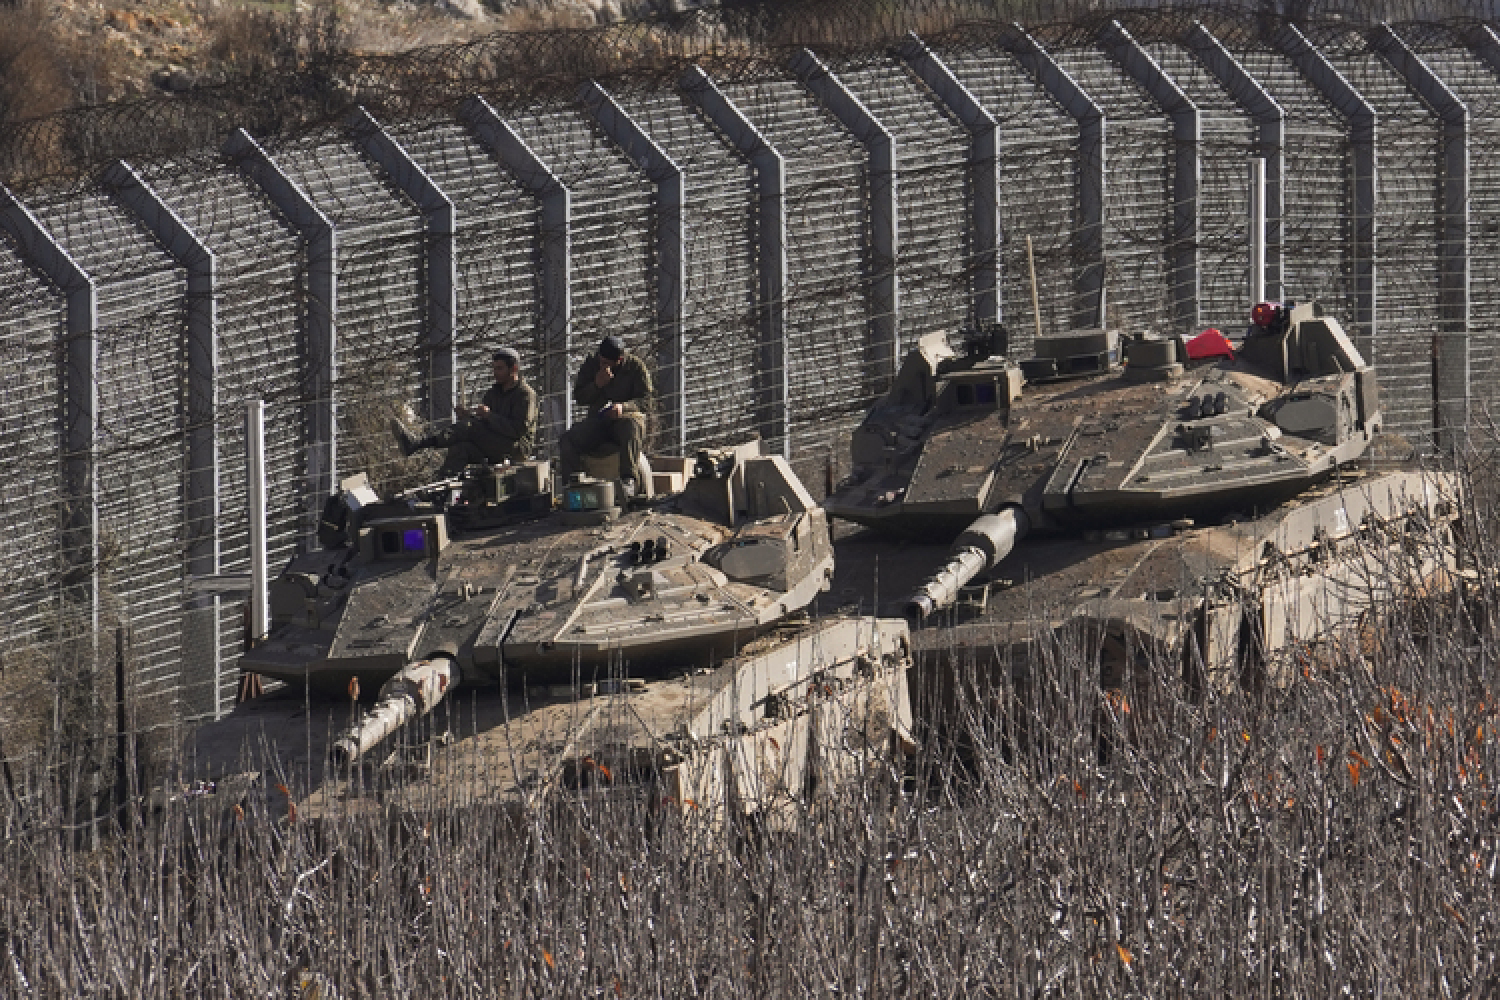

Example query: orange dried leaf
[1242,731,1251,743]
[1208,727,1217,742]
[542,950,554,969]
[287,801,298,824]
[276,783,290,798]
[1073,780,1085,799]
[1115,942,1133,966]
[1316,745,1325,766]
[1347,760,1361,786]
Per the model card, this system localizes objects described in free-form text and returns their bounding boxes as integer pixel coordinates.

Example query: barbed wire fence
[0,0,1498,787]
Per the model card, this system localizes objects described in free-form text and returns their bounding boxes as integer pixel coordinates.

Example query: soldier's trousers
[422,421,524,477]
[558,412,645,481]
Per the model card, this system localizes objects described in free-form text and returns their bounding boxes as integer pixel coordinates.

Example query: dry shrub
[500,2,599,32]
[206,0,350,77]
[0,644,55,764]
[2,444,1500,994]
[0,0,71,126]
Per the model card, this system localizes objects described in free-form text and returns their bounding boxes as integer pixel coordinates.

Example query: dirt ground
[1,0,599,121]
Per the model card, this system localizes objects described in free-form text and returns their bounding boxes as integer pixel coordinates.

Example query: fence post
[1185,20,1286,302]
[0,184,99,646]
[580,81,688,455]
[462,96,574,443]
[102,160,224,717]
[1371,23,1470,447]
[679,66,790,457]
[997,23,1107,329]
[1275,23,1377,357]
[1100,20,1200,331]
[898,33,1001,330]
[246,400,269,644]
[791,48,900,393]
[347,107,459,427]
[224,129,338,535]
[1249,158,1266,305]
[113,624,136,818]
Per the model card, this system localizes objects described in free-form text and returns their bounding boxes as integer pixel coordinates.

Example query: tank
[245,440,836,697]
[826,301,1462,689]
[190,442,913,823]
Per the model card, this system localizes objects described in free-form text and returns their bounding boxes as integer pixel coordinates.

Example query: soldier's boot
[390,418,422,457]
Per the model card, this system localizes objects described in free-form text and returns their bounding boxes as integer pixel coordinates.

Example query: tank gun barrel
[332,651,458,765]
[905,508,1028,624]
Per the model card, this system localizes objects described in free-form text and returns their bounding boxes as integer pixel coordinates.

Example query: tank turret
[245,441,838,695]
[830,301,1389,619]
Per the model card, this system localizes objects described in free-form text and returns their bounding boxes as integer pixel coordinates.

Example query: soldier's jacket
[573,354,653,416]
[476,377,538,458]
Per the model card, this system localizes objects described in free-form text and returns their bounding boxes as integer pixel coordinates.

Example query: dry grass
[0,1,74,126]
[205,1,350,77]
[0,448,1498,995]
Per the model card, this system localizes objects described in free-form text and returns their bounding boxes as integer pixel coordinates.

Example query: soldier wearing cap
[559,335,653,496]
[391,347,538,476]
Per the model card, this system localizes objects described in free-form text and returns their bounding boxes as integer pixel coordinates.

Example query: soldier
[391,347,537,476]
[559,335,653,497]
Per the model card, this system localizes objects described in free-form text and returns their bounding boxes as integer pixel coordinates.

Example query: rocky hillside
[0,0,617,125]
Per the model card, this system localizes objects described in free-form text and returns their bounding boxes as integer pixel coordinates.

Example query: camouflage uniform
[425,378,538,476]
[559,354,653,481]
